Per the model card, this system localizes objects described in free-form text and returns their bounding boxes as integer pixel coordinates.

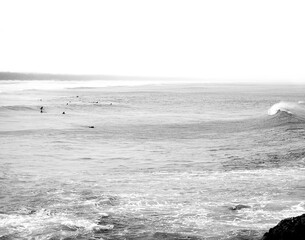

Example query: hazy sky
[0,0,305,83]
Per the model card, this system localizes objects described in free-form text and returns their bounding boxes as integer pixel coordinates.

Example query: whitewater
[1,81,305,240]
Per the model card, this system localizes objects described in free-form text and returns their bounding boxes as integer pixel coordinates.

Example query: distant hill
[0,72,106,80]
[0,72,185,81]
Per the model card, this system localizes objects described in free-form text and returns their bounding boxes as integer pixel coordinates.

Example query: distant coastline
[0,72,301,85]
[0,72,190,81]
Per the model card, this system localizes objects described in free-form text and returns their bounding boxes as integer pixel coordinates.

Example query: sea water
[1,81,305,240]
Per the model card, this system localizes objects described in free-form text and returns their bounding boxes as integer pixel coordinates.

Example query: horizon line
[0,71,304,84]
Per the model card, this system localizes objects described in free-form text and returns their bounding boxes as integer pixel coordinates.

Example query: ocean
[0,80,305,240]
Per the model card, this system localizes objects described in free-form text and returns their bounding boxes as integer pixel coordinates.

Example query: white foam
[0,210,99,236]
[268,101,305,118]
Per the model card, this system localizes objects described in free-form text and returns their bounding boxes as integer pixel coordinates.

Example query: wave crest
[268,101,305,119]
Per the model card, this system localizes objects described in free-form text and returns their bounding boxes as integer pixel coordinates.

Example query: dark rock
[261,213,305,240]
[229,204,251,211]
[89,126,94,128]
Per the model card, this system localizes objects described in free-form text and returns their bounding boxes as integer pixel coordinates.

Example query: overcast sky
[0,0,305,83]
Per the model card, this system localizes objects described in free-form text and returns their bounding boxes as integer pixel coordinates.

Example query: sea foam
[268,101,305,119]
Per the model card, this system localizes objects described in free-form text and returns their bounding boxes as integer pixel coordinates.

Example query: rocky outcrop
[261,214,305,240]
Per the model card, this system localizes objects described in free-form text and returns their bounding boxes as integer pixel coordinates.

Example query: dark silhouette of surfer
[229,204,250,211]
[40,106,44,113]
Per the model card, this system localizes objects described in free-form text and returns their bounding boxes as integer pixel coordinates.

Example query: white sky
[0,0,305,83]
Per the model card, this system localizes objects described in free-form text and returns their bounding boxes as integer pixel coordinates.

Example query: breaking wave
[268,101,305,119]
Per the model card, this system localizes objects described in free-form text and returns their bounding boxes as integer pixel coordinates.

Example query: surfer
[229,204,250,211]
[40,106,44,113]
